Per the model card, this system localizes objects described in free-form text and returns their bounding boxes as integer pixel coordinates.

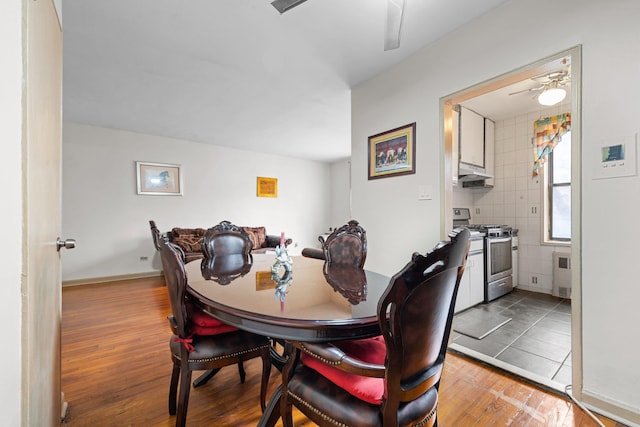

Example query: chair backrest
[158,239,190,338]
[320,220,367,268]
[377,228,470,421]
[202,221,253,258]
[200,253,253,285]
[149,220,165,251]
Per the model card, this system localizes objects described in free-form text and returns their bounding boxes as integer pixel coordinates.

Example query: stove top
[452,208,513,237]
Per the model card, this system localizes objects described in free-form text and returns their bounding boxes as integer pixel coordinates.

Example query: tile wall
[453,111,571,294]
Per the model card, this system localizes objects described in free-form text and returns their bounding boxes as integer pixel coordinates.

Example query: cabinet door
[454,267,470,313]
[468,253,485,305]
[459,107,485,168]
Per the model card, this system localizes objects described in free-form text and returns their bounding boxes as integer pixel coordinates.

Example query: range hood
[458,163,493,182]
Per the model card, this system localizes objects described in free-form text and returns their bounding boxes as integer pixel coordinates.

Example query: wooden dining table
[186,253,391,426]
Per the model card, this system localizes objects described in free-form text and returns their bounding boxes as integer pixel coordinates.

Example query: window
[547,131,571,241]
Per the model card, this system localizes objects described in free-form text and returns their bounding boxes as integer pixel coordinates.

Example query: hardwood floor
[61,276,623,426]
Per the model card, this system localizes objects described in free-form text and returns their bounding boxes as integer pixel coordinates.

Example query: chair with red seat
[158,239,272,427]
[280,227,470,427]
[320,219,367,268]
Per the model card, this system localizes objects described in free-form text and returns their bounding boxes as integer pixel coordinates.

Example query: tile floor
[450,288,572,391]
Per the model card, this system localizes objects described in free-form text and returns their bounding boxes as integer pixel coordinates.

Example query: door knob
[56,238,76,251]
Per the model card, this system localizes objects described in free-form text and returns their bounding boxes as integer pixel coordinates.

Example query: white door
[24,0,63,424]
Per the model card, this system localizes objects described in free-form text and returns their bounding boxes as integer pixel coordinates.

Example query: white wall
[62,122,332,281]
[352,0,640,422]
[329,160,352,235]
[0,1,23,424]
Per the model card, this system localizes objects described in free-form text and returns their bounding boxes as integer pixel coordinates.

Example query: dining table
[186,252,391,427]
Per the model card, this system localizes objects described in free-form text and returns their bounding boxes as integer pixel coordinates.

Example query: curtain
[532,113,571,177]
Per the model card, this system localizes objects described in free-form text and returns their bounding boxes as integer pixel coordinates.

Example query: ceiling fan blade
[271,0,308,14]
[508,85,544,96]
[384,0,405,51]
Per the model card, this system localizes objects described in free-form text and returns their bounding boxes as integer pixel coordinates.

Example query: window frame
[543,131,571,244]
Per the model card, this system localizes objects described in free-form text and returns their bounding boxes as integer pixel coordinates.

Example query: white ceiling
[62,0,523,162]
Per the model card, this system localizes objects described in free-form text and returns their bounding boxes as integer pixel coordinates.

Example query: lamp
[538,82,566,106]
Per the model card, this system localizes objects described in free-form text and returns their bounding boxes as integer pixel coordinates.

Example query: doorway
[441,46,582,393]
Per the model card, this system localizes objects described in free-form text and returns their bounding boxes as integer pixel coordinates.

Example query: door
[24,0,63,424]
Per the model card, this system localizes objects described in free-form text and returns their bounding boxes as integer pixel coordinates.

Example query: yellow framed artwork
[257,176,278,197]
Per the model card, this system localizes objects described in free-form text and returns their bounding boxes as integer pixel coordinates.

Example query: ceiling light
[537,85,566,106]
[271,0,308,13]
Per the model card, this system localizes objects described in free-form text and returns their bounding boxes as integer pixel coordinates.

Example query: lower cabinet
[455,242,484,313]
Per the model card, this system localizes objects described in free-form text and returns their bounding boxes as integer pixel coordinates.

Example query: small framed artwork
[257,176,278,198]
[136,161,183,195]
[368,122,416,180]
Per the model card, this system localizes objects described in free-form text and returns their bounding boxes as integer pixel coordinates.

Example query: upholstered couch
[168,226,292,262]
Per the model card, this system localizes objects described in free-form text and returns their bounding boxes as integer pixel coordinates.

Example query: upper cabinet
[460,107,485,168]
[454,106,494,187]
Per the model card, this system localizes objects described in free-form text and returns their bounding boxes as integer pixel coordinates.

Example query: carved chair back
[158,239,190,339]
[320,220,367,268]
[202,220,253,258]
[149,220,166,251]
[376,227,470,423]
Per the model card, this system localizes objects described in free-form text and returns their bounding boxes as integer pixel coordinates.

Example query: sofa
[168,226,292,263]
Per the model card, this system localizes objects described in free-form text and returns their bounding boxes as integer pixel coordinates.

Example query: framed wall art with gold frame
[367,122,416,180]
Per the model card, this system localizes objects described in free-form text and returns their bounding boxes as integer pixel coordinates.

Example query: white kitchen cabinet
[459,107,485,168]
[468,252,484,305]
[455,240,485,313]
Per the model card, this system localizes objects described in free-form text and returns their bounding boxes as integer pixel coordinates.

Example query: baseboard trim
[62,271,163,287]
[581,390,640,426]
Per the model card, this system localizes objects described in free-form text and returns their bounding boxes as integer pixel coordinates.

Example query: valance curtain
[532,113,571,177]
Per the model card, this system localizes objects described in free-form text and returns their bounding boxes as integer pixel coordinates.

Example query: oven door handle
[488,236,511,244]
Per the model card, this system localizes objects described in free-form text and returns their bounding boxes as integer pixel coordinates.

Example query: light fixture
[537,82,566,106]
[271,0,308,13]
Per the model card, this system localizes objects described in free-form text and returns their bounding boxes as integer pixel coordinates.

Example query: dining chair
[320,219,367,268]
[202,220,254,257]
[149,220,166,251]
[158,239,272,427]
[280,228,470,427]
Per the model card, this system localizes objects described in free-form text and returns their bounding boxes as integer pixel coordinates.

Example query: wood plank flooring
[61,276,624,426]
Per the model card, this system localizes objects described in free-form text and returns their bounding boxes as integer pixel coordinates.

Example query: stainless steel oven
[453,208,514,303]
[485,234,513,302]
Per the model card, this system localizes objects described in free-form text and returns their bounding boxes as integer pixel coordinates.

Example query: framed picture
[136,161,183,195]
[257,176,278,198]
[368,122,416,180]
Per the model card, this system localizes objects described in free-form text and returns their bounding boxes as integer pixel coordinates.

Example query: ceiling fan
[508,70,571,106]
[270,0,406,51]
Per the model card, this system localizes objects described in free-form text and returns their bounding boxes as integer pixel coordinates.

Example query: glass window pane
[552,186,571,239]
[552,132,571,183]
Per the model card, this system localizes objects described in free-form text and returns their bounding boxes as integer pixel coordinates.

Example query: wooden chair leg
[260,350,272,412]
[237,360,246,383]
[176,366,193,427]
[168,362,180,415]
[192,368,220,388]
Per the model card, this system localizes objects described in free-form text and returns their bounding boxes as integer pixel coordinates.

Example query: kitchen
[446,54,574,392]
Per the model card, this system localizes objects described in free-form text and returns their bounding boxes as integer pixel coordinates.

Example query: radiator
[552,252,572,298]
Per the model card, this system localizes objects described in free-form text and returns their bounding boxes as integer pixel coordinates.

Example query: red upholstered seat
[185,301,238,336]
[301,336,386,405]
